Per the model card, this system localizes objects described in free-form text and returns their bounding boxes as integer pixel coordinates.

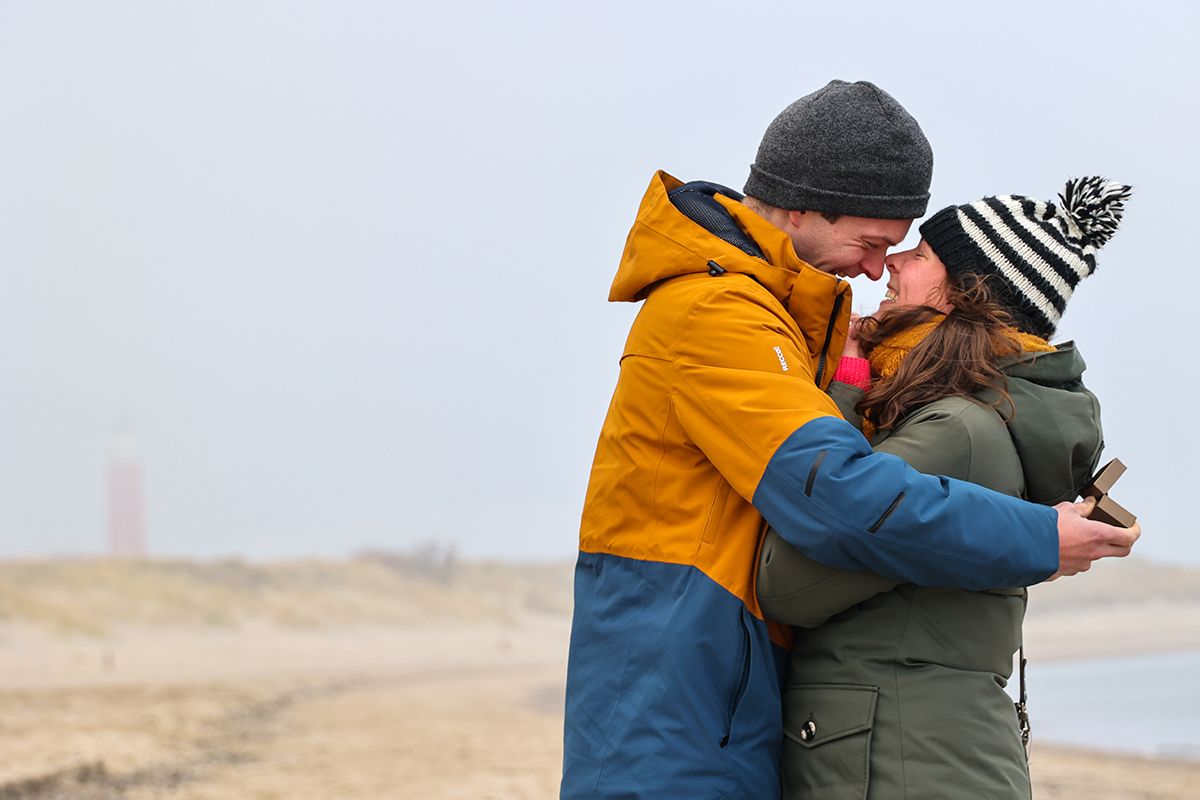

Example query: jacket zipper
[804,450,828,497]
[721,613,753,748]
[813,289,846,386]
[868,491,906,533]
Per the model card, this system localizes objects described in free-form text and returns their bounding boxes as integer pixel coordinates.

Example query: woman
[757,177,1132,799]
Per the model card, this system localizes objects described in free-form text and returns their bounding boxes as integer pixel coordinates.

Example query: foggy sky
[2,1,1195,563]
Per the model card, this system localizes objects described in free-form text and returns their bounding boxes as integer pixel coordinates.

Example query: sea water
[1007,649,1200,760]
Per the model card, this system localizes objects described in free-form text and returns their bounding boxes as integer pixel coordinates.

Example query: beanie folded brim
[745,165,931,219]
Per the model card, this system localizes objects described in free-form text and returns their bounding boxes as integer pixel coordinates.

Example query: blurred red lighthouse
[108,427,147,557]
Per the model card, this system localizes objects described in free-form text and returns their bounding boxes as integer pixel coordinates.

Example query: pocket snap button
[799,720,817,742]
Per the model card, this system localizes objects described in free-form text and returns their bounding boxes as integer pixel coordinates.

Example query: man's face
[785,213,913,280]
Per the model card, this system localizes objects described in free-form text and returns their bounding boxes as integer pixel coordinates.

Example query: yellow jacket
[587,171,852,630]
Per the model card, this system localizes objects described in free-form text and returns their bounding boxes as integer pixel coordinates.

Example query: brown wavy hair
[855,275,1024,433]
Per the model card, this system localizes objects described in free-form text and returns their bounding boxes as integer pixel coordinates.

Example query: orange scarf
[861,317,1055,438]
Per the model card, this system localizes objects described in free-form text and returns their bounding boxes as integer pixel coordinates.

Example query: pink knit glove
[832,356,871,390]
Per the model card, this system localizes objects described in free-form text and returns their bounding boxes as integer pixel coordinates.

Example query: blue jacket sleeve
[752,416,1059,589]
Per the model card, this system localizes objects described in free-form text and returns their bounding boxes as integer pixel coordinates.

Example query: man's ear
[785,209,808,230]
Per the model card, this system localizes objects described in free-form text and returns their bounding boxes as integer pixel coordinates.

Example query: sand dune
[0,554,572,634]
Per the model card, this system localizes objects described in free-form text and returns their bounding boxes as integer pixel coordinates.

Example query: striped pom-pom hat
[919,176,1132,338]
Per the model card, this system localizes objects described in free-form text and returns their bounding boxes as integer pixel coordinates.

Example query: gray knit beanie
[744,80,933,219]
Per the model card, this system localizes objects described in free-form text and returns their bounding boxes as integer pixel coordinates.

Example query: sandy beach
[1,556,1197,799]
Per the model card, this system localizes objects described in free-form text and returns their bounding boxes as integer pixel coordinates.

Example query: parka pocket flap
[783,684,878,749]
[981,586,1027,597]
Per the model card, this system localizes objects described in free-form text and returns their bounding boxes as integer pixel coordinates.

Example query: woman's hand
[843,312,865,359]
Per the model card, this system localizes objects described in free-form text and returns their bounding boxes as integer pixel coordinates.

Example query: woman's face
[879,239,952,313]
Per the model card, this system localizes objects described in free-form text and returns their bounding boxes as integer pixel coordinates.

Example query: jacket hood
[995,342,1103,504]
[610,171,852,377]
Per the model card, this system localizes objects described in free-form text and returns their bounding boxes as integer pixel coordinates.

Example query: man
[561,80,1139,800]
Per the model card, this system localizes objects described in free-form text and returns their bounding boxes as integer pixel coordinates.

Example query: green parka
[757,343,1104,800]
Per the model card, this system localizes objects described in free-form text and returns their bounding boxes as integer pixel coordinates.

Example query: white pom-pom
[1058,176,1132,248]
